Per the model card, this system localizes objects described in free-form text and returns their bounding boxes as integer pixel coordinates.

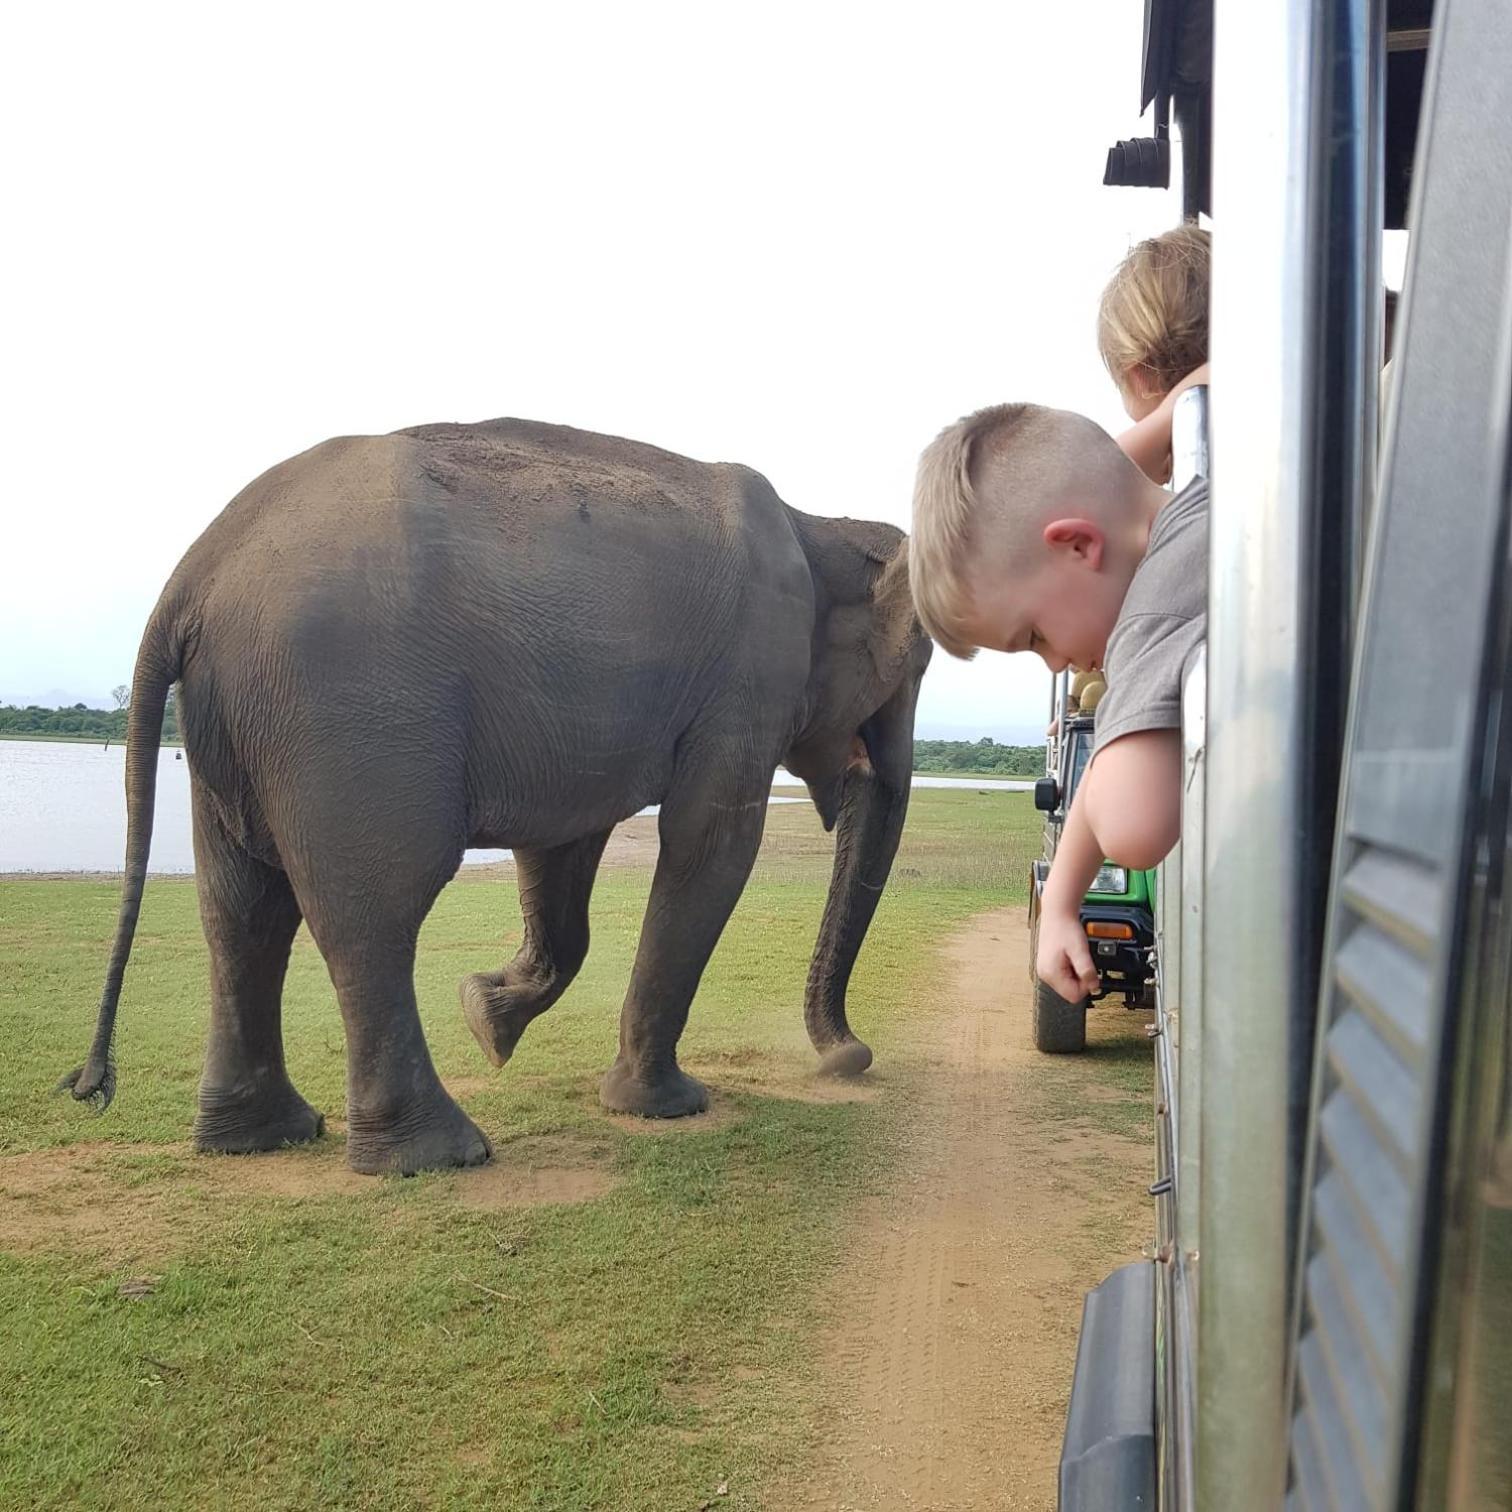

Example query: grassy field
[0,789,1041,1512]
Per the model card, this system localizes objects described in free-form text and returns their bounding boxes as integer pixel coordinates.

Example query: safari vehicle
[1029,678,1157,1053]
[1057,1,1512,1509]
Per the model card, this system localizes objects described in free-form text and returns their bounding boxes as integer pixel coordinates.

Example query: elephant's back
[383,418,810,636]
[178,417,808,711]
[184,417,789,586]
[170,419,814,846]
[396,417,720,500]
[392,417,760,547]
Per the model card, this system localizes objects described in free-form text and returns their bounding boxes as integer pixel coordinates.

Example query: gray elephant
[65,419,931,1174]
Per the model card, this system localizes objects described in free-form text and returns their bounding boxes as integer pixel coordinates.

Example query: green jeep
[1027,704,1156,1053]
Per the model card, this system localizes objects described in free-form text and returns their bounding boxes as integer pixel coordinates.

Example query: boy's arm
[1036,784,1106,1001]
[1035,730,1183,1001]
[1083,729,1182,869]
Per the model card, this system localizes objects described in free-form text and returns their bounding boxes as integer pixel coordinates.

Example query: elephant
[64,418,932,1175]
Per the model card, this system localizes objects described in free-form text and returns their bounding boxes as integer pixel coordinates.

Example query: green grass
[0,790,1042,1511]
[1026,1011,1156,1143]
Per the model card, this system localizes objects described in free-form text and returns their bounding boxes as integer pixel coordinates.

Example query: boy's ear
[1042,518,1106,570]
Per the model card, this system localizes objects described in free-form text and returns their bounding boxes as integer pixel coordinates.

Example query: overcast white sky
[4,1,1186,739]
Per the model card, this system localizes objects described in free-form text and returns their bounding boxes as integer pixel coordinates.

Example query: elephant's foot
[344,1091,493,1176]
[460,972,543,1068]
[599,1059,710,1119]
[194,1079,325,1154]
[815,1037,874,1079]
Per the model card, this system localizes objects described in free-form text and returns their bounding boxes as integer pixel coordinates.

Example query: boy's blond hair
[910,403,1134,659]
[1097,223,1210,395]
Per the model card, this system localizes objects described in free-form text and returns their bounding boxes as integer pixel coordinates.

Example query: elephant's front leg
[600,779,769,1117]
[461,829,611,1067]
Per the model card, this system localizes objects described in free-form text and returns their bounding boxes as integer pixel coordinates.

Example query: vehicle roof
[1131,0,1431,226]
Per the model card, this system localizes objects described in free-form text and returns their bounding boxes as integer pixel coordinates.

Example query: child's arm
[1083,728,1182,869]
[1035,730,1183,1001]
[1036,786,1106,1001]
[1116,407,1178,484]
[1115,363,1212,483]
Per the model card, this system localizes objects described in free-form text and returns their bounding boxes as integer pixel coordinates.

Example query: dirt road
[789,910,1154,1512]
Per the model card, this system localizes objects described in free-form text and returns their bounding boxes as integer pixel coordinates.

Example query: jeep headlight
[1091,865,1128,894]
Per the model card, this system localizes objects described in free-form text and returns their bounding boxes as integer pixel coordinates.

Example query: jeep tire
[1033,979,1089,1053]
[1029,911,1090,1053]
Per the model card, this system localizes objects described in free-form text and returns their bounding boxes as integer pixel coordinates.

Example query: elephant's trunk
[803,677,918,1077]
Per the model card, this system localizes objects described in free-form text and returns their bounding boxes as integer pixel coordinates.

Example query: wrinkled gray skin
[64,420,931,1175]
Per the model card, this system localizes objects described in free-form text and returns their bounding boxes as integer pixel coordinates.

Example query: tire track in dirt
[787,909,1153,1512]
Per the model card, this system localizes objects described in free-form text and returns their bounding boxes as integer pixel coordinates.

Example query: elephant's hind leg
[461,829,611,1067]
[600,759,770,1118]
[191,797,323,1154]
[326,933,494,1176]
[290,821,492,1176]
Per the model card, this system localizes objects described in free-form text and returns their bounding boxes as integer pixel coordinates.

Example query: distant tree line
[2,703,1035,773]
[0,696,181,743]
[913,737,1041,776]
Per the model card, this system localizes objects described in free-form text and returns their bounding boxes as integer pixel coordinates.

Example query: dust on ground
[605,1099,749,1138]
[785,910,1153,1512]
[0,1133,622,1266]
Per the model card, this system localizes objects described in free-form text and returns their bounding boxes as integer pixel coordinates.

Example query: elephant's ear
[804,514,931,686]
[869,537,928,679]
[862,532,902,567]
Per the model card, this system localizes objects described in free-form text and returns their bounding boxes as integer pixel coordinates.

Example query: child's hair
[1097,223,1211,396]
[911,403,1138,659]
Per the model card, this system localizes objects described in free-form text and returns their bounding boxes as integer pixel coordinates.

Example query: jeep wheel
[1033,979,1089,1053]
[1028,911,1090,1053]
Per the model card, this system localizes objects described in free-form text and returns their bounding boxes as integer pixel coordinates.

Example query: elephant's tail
[59,613,183,1110]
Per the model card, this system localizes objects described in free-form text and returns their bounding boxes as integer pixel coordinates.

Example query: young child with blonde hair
[1100,223,1211,482]
[1037,228,1210,734]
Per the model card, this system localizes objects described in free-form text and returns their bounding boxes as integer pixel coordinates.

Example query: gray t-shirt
[1092,478,1208,757]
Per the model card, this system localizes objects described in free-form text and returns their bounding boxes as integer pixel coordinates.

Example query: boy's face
[960,520,1128,673]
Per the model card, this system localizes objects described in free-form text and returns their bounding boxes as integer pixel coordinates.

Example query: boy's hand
[1036,905,1099,1003]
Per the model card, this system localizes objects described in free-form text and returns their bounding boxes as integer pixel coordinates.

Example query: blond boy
[911,405,1207,1002]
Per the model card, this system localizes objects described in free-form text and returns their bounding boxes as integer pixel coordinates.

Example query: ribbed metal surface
[1283,0,1512,1494]
[1289,843,1442,1507]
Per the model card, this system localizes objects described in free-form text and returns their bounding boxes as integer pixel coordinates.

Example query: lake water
[0,740,1028,874]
